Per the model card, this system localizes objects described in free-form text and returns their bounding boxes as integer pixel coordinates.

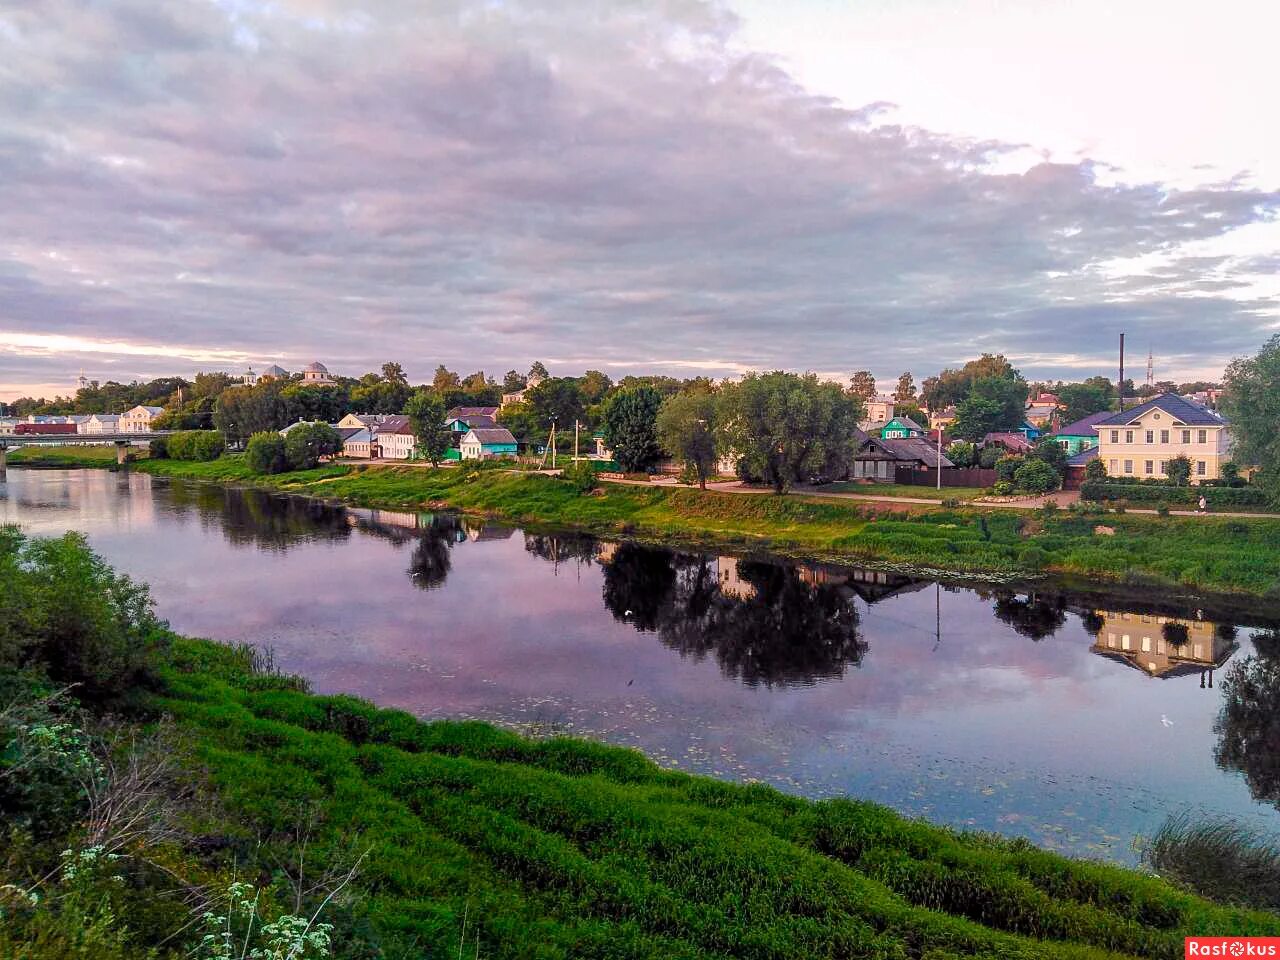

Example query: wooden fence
[893,466,997,488]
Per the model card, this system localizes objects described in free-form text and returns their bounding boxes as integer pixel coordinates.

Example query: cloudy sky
[2,0,1278,401]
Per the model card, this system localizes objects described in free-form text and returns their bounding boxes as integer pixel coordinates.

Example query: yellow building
[1090,609,1235,678]
[1092,393,1232,483]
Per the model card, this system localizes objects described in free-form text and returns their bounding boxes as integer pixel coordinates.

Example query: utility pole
[1146,349,1154,395]
[550,417,557,470]
[1118,333,1126,412]
[936,428,942,490]
[574,419,579,462]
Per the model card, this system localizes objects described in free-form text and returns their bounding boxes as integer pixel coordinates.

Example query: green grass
[124,458,1280,599]
[151,635,1279,958]
[818,482,990,501]
[1143,814,1280,912]
[4,444,140,468]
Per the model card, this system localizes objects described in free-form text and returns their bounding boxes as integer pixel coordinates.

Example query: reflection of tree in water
[601,543,676,631]
[523,534,599,567]
[407,515,462,590]
[167,482,352,551]
[599,544,865,687]
[1215,629,1280,808]
[990,591,1067,641]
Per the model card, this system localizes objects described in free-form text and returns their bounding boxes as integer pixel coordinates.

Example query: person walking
[1198,494,1207,514]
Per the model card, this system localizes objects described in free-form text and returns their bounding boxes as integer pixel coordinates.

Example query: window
[1122,634,1131,650]
[1109,459,1117,472]
[1142,636,1151,652]
[1161,429,1169,443]
[1110,430,1119,443]
[1146,430,1154,443]
[1182,430,1191,443]
[1124,459,1133,474]
[1125,430,1134,443]
[1145,460,1153,474]
[1198,429,1207,444]
[1197,460,1206,476]
[1158,460,1166,474]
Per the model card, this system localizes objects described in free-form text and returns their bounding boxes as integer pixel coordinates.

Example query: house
[1025,401,1059,429]
[859,394,896,429]
[879,416,926,440]
[376,419,416,460]
[83,413,121,434]
[500,373,545,407]
[120,405,163,433]
[300,361,338,387]
[851,430,953,481]
[981,432,1033,455]
[459,427,518,460]
[338,426,373,458]
[445,406,499,435]
[1063,446,1098,490]
[1092,393,1232,483]
[928,406,957,432]
[1051,411,1112,457]
[0,418,19,436]
[63,414,92,432]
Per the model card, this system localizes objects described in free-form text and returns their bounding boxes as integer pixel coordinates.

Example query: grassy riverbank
[3,528,1276,958]
[4,444,129,468]
[124,456,1280,599]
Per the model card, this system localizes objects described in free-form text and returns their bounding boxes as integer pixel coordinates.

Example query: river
[4,467,1278,864]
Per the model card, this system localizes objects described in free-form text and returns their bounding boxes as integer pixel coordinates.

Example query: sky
[2,0,1278,401]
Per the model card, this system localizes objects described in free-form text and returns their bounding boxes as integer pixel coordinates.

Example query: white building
[375,420,416,460]
[120,405,164,433]
[83,413,121,434]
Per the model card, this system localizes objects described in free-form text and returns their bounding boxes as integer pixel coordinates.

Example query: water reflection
[167,480,352,551]
[1086,609,1237,680]
[1216,630,1280,809]
[596,546,866,687]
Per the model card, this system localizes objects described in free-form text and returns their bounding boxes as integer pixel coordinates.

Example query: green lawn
[817,481,990,501]
[4,444,140,468]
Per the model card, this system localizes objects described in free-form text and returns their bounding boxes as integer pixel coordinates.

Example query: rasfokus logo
[1186,939,1280,958]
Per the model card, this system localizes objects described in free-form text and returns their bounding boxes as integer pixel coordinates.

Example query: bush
[148,435,169,459]
[559,460,599,494]
[166,430,225,462]
[1081,480,1270,509]
[1166,454,1193,487]
[244,432,289,475]
[994,456,1021,483]
[978,445,1001,469]
[1018,545,1047,570]
[1156,502,1171,517]
[991,481,1013,496]
[1012,459,1060,494]
[1084,457,1107,482]
[0,531,169,703]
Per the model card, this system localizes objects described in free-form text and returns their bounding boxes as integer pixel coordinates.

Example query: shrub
[148,436,169,459]
[1018,545,1046,570]
[1156,502,1171,517]
[559,460,599,494]
[1166,454,1193,486]
[991,481,1013,496]
[994,456,1021,483]
[166,430,225,462]
[978,444,1001,469]
[244,432,289,475]
[1084,457,1107,482]
[1080,481,1269,509]
[1012,459,1060,494]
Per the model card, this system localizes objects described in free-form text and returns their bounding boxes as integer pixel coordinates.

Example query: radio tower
[1146,349,1153,394]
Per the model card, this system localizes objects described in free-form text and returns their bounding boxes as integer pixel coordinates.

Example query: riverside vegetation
[8,446,1280,599]
[3,526,1280,959]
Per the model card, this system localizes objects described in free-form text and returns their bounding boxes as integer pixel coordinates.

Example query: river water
[4,467,1278,863]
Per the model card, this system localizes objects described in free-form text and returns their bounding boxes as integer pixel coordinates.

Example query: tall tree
[893,372,916,403]
[525,378,586,435]
[432,365,460,392]
[848,370,877,401]
[655,391,718,488]
[579,370,614,404]
[1057,382,1112,423]
[1222,335,1280,505]
[502,370,526,392]
[718,372,863,493]
[601,386,665,473]
[381,362,408,387]
[528,361,550,382]
[405,390,450,466]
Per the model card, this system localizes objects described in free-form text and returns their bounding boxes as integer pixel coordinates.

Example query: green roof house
[879,416,926,440]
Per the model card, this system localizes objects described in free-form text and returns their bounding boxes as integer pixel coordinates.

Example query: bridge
[0,431,182,475]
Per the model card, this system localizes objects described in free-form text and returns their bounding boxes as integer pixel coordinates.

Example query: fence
[893,466,997,488]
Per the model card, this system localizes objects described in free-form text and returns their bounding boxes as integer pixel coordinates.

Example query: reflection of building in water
[1091,610,1237,678]
[808,565,929,604]
[461,517,515,542]
[347,507,420,531]
[595,541,619,564]
[714,556,756,600]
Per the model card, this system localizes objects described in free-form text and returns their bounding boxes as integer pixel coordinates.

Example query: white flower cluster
[195,882,333,960]
[59,844,121,883]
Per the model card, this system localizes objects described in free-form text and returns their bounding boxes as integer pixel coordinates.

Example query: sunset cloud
[1,0,1277,399]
